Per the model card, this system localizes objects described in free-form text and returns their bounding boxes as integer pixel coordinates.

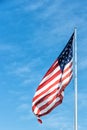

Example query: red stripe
[43,59,58,78]
[59,75,73,94]
[38,90,63,112]
[39,94,63,117]
[32,87,60,111]
[36,69,61,91]
[62,70,72,81]
[62,75,73,90]
[63,63,72,73]
[33,76,61,102]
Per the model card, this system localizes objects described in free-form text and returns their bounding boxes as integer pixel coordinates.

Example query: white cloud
[79,59,87,70]
[17,103,30,112]
[14,66,30,75]
[78,93,87,109]
[19,109,34,121]
[8,64,31,77]
[23,79,32,85]
[43,113,73,130]
[8,90,22,95]
[0,44,13,51]
[16,103,33,121]
[20,114,33,120]
[24,1,44,12]
[19,95,30,101]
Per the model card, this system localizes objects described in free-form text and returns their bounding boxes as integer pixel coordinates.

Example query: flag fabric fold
[32,33,74,123]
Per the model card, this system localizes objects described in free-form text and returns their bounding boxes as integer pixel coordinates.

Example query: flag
[32,33,74,123]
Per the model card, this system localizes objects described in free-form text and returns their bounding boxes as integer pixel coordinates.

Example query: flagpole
[74,28,78,130]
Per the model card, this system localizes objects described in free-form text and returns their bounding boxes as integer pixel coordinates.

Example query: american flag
[32,33,74,123]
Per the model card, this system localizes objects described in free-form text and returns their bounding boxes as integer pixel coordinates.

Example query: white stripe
[53,60,58,67]
[40,66,60,85]
[62,65,72,78]
[34,88,65,115]
[36,88,61,109]
[64,59,73,70]
[40,97,61,115]
[34,106,39,115]
[34,72,62,97]
[62,73,72,85]
[32,82,61,106]
[61,91,64,97]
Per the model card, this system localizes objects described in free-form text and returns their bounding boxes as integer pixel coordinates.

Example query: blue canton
[58,33,74,72]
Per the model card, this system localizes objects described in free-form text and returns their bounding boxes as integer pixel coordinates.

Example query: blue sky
[0,0,87,130]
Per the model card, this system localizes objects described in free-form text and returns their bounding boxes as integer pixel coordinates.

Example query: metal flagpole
[73,28,78,130]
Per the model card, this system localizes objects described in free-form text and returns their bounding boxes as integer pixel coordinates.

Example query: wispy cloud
[24,1,44,12]
[17,103,30,112]
[19,95,30,101]
[4,0,46,13]
[43,113,73,130]
[16,102,33,121]
[8,90,23,95]
[78,58,87,71]
[20,113,33,121]
[12,66,30,76]
[7,57,44,87]
[78,93,87,109]
[0,44,13,51]
[22,79,33,85]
